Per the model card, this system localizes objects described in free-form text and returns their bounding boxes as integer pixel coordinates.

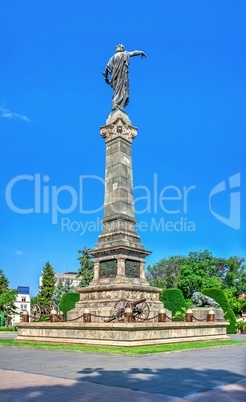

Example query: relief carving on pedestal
[125,259,140,278]
[104,219,135,233]
[124,291,131,299]
[99,259,117,278]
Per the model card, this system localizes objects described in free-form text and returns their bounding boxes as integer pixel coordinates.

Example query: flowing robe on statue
[106,51,131,111]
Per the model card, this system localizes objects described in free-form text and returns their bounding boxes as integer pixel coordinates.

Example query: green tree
[0,269,17,318]
[147,250,222,298]
[38,262,55,307]
[222,257,246,295]
[52,278,72,306]
[147,250,246,309]
[235,264,246,295]
[0,269,9,293]
[77,249,94,287]
[216,257,246,316]
[52,278,65,306]
[177,256,222,299]
[0,289,17,316]
[146,256,183,289]
[31,295,39,305]
[63,279,73,292]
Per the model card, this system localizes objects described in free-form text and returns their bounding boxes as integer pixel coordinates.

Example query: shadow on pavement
[1,366,245,401]
[76,366,246,397]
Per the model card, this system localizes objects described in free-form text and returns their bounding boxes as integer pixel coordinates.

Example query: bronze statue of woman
[103,44,147,111]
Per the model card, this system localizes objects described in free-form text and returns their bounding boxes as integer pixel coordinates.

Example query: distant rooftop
[17,286,29,294]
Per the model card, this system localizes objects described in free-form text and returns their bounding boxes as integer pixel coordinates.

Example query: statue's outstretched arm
[129,50,147,58]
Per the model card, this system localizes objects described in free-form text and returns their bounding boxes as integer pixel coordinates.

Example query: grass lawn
[0,339,245,355]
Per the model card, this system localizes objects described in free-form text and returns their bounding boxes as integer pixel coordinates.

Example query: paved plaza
[0,336,245,401]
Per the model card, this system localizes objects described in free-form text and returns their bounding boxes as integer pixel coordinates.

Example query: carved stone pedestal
[192,308,225,321]
[16,321,229,346]
[67,283,163,322]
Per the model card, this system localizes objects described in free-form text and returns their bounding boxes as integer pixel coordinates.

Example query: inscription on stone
[125,259,140,278]
[99,259,117,278]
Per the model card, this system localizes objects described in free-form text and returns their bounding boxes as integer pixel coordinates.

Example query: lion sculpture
[191,292,220,308]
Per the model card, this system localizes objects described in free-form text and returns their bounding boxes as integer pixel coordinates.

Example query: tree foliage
[31,295,39,306]
[63,279,73,292]
[177,251,222,299]
[52,278,72,306]
[38,262,55,307]
[0,269,17,318]
[77,248,94,287]
[240,300,246,313]
[146,256,183,289]
[52,278,65,306]
[0,311,5,326]
[0,269,9,293]
[147,250,246,314]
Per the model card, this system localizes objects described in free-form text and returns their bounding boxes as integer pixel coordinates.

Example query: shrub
[240,300,246,313]
[202,288,237,334]
[0,326,17,332]
[160,288,187,319]
[59,292,80,320]
[0,311,5,326]
[236,321,246,331]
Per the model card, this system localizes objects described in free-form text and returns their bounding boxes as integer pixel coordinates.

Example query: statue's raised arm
[128,50,147,58]
[102,44,147,111]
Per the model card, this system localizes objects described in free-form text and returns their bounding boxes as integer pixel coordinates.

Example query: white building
[54,272,81,290]
[39,272,80,291]
[12,286,31,325]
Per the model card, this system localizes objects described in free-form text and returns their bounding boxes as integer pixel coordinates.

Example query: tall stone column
[89,110,151,286]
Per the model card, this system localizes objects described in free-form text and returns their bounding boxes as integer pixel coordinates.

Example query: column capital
[100,111,137,143]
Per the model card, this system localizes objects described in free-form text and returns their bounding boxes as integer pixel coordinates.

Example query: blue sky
[0,1,245,296]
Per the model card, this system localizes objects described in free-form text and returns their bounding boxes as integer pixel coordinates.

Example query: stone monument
[16,46,229,345]
[68,109,164,321]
